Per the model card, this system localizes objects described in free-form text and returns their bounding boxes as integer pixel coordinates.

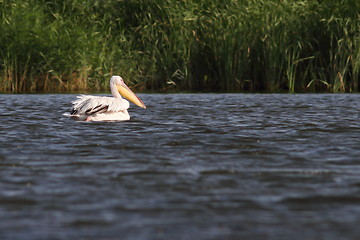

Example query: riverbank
[1,0,359,93]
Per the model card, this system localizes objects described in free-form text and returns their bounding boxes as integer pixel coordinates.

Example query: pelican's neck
[110,84,122,99]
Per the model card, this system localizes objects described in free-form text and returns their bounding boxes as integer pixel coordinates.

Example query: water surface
[1,93,360,240]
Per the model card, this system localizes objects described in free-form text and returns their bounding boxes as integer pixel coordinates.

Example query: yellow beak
[117,82,146,109]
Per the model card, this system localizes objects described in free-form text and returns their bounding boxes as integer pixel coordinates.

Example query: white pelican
[69,75,146,121]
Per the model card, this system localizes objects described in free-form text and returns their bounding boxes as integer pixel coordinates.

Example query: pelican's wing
[70,95,130,115]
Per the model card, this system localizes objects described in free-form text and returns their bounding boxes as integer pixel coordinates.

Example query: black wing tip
[70,107,77,115]
[85,105,109,115]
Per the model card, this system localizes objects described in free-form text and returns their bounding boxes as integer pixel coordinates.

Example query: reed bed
[0,0,359,92]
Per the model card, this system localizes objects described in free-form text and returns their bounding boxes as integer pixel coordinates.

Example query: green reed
[0,0,359,92]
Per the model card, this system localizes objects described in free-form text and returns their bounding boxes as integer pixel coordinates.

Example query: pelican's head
[110,75,146,109]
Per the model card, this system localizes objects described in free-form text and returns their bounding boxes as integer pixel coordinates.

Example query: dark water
[1,93,360,240]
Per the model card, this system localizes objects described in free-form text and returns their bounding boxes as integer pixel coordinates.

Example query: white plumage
[67,76,146,121]
[70,95,130,121]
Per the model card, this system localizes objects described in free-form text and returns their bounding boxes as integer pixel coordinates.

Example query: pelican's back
[70,95,130,116]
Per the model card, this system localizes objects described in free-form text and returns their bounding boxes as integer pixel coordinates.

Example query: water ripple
[1,93,360,240]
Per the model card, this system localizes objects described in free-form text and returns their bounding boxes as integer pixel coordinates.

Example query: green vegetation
[0,0,359,92]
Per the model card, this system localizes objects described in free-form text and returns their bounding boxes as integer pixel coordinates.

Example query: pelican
[68,75,146,121]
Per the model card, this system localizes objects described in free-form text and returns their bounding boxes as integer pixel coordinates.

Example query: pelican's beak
[117,82,146,109]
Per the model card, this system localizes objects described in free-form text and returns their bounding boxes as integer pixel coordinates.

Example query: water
[1,93,360,240]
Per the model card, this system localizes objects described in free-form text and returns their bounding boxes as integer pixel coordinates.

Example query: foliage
[0,0,359,92]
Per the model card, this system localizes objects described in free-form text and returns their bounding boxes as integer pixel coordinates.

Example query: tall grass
[0,0,359,92]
